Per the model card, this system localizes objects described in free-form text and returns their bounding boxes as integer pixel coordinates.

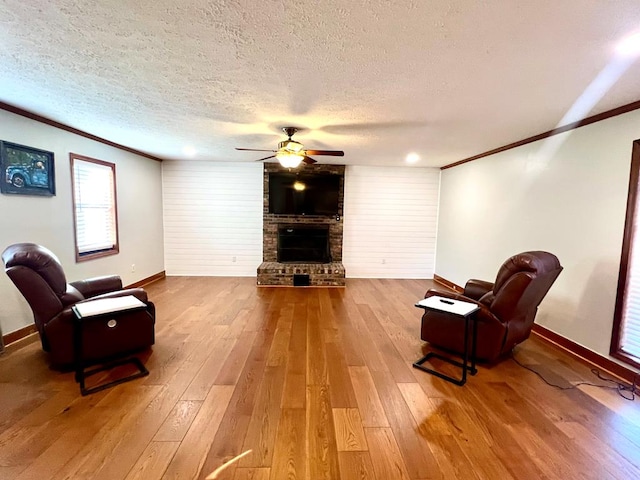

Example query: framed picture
[0,141,55,196]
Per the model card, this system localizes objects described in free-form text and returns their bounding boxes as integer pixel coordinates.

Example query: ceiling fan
[235,127,344,168]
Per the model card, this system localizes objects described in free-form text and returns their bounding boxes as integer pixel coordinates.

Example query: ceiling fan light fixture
[276,151,304,168]
[236,126,343,165]
[279,139,304,152]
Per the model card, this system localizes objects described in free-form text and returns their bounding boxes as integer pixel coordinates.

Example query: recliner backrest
[488,251,563,345]
[3,243,68,294]
[1,243,88,332]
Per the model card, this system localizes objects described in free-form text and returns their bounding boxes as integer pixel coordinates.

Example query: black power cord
[511,353,638,401]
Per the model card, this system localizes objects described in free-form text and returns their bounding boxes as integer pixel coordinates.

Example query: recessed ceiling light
[182,146,197,157]
[616,32,640,57]
[406,152,420,164]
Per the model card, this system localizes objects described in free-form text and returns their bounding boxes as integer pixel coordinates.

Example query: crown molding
[0,101,165,163]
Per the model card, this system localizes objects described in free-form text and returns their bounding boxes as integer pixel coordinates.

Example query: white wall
[162,163,441,279]
[0,109,164,335]
[162,161,263,276]
[343,166,440,278]
[437,108,640,364]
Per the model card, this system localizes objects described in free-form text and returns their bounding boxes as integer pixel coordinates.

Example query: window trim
[611,139,640,370]
[70,153,120,262]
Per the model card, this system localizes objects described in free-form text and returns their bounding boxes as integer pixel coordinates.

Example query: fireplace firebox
[278,225,331,263]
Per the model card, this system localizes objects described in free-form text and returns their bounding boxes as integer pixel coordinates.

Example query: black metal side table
[72,296,149,396]
[413,295,480,386]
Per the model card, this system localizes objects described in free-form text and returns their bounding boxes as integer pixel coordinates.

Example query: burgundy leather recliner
[2,243,155,368]
[421,251,562,362]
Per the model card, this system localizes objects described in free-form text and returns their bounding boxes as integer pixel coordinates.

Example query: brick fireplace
[257,163,346,286]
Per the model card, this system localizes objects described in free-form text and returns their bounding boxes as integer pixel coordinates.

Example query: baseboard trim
[433,274,464,293]
[432,273,639,384]
[2,324,37,348]
[126,271,166,289]
[531,324,638,384]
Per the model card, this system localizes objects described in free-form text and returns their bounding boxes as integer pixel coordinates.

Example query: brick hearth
[257,163,346,287]
[257,262,345,286]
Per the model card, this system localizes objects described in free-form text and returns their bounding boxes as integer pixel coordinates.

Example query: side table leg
[412,311,479,386]
[470,314,478,376]
[73,315,85,390]
[460,315,469,385]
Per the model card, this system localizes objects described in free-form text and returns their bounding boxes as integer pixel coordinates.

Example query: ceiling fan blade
[255,155,276,162]
[304,150,344,157]
[302,156,318,165]
[236,148,277,152]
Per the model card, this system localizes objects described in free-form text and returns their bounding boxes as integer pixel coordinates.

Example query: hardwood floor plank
[332,408,367,451]
[371,372,442,480]
[234,467,270,480]
[325,342,359,408]
[464,380,620,479]
[239,366,287,468]
[199,308,280,477]
[337,451,376,480]
[161,385,234,480]
[13,398,131,480]
[422,433,483,480]
[269,408,306,480]
[307,385,341,480]
[348,366,390,428]
[364,427,411,480]
[307,292,329,386]
[459,385,551,480]
[356,304,416,383]
[153,400,203,442]
[265,309,293,367]
[334,325,365,368]
[281,372,306,409]
[343,304,388,372]
[429,397,518,479]
[556,420,640,479]
[52,385,164,480]
[182,335,237,400]
[213,332,258,386]
[506,423,608,480]
[124,441,180,480]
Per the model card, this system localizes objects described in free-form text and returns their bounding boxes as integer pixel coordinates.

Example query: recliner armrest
[82,287,149,305]
[425,288,480,306]
[70,275,123,299]
[424,288,502,325]
[463,279,494,301]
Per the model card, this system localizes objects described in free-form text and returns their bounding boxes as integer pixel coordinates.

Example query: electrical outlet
[232,256,237,263]
[382,258,386,264]
[131,264,136,273]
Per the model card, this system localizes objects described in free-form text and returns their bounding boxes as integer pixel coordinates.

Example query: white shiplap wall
[162,161,263,276]
[343,166,440,278]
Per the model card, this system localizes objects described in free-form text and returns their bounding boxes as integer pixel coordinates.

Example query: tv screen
[269,172,340,215]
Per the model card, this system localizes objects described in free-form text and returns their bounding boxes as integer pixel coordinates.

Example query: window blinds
[73,159,117,254]
[620,206,640,361]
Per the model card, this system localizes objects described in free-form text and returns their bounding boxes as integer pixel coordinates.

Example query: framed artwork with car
[0,140,55,196]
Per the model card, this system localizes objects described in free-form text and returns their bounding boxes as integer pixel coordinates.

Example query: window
[70,153,119,262]
[612,139,640,369]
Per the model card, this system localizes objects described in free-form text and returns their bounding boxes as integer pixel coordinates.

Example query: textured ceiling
[1,1,640,167]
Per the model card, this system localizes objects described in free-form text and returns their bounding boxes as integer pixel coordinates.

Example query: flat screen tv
[269,172,340,216]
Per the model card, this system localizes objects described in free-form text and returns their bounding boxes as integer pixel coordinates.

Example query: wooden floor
[1,277,639,480]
